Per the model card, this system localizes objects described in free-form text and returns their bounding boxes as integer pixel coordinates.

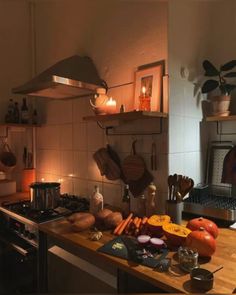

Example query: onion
[137,235,151,245]
[150,237,165,249]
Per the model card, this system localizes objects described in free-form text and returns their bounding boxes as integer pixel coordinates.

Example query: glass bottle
[5,99,14,123]
[121,184,130,218]
[21,97,29,124]
[137,194,146,217]
[90,185,103,215]
[32,109,38,125]
[13,102,20,124]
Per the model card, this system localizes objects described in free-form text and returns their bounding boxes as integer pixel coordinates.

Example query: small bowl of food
[190,268,214,291]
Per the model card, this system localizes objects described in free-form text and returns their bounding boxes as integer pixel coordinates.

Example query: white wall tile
[72,97,88,123]
[103,182,122,208]
[60,176,73,194]
[168,152,184,175]
[60,124,73,150]
[61,151,74,177]
[37,125,60,150]
[73,151,88,179]
[73,178,88,197]
[87,151,103,182]
[87,122,104,152]
[73,122,87,151]
[169,115,184,154]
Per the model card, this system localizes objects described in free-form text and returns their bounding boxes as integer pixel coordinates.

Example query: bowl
[190,268,214,291]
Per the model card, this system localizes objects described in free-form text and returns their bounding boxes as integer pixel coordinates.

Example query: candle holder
[105,97,117,114]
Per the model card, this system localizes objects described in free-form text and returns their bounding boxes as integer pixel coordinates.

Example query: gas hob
[0,194,89,224]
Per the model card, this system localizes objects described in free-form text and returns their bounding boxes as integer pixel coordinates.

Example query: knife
[121,236,142,263]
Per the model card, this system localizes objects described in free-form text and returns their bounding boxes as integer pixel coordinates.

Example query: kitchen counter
[0,192,29,205]
[39,217,236,294]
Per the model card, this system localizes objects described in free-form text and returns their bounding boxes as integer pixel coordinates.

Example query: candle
[105,97,117,114]
[141,86,146,97]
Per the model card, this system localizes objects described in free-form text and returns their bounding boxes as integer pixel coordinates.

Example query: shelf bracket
[102,117,164,136]
[216,121,236,136]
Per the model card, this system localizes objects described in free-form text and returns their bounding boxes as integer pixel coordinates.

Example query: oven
[0,214,38,293]
[0,194,89,293]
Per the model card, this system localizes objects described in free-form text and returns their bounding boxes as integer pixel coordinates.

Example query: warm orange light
[105,97,117,114]
[21,168,36,192]
[142,86,146,96]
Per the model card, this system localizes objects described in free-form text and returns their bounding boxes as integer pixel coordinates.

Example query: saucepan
[30,182,60,211]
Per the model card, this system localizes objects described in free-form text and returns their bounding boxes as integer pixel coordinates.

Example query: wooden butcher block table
[39,217,236,294]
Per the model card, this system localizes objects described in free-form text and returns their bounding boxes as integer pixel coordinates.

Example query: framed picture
[134,60,165,112]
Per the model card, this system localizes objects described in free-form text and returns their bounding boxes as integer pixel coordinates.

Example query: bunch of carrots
[113,213,148,236]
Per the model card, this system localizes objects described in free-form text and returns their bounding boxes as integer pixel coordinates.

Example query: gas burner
[2,194,90,223]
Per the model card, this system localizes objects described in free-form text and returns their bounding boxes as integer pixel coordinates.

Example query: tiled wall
[35,0,168,212]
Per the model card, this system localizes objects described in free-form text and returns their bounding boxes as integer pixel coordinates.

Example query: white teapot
[90,88,109,114]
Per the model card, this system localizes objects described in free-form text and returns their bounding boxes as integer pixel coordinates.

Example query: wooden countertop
[39,218,236,294]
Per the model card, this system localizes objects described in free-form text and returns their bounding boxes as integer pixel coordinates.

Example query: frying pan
[122,140,146,181]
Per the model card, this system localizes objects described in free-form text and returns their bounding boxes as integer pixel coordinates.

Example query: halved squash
[163,223,191,246]
[147,215,171,237]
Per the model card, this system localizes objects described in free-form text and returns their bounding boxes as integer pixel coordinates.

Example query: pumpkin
[147,215,171,237]
[68,213,95,232]
[186,227,216,257]
[186,217,219,239]
[163,223,191,246]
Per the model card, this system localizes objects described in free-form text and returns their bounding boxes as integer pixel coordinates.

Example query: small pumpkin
[95,208,113,227]
[104,212,123,229]
[147,215,171,237]
[186,227,216,257]
[163,223,191,246]
[186,217,219,239]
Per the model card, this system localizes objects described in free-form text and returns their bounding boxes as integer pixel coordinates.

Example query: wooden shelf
[205,115,236,122]
[83,111,168,122]
[0,123,41,128]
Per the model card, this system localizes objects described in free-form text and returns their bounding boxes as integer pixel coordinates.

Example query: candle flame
[142,86,146,95]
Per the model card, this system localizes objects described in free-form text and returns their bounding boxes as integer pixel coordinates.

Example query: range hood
[12,55,106,99]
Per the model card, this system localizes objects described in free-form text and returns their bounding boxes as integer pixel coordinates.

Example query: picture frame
[134,60,165,112]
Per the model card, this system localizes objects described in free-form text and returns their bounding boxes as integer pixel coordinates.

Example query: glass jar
[178,246,199,272]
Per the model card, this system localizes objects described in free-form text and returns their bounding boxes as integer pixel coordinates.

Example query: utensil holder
[166,200,183,224]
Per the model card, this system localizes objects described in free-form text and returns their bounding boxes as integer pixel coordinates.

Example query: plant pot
[211,95,231,116]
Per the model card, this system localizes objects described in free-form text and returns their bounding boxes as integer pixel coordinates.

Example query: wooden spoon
[167,175,174,201]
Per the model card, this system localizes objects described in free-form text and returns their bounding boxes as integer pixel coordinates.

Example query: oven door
[0,231,37,293]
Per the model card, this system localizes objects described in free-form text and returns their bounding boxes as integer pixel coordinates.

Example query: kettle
[90,88,109,114]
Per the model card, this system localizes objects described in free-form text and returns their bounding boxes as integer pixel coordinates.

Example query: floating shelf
[205,115,236,122]
[83,111,168,122]
[0,123,41,128]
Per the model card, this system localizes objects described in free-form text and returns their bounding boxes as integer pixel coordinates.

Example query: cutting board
[0,180,16,197]
[97,236,168,268]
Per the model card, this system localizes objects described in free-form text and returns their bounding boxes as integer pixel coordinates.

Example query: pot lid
[30,182,60,189]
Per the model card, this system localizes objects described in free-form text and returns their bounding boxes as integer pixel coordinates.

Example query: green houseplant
[201,60,236,116]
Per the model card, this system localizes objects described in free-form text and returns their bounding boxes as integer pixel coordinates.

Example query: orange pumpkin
[186,227,216,257]
[163,223,191,246]
[186,217,218,239]
[147,215,171,237]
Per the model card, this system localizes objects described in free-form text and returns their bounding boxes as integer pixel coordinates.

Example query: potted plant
[201,60,236,116]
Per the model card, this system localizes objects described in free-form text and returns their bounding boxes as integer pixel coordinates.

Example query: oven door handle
[0,234,35,257]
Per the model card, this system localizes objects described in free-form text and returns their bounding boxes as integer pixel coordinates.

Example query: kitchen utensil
[172,174,179,201]
[128,169,153,197]
[30,182,60,210]
[23,146,27,168]
[193,265,223,280]
[0,142,17,173]
[93,147,121,180]
[122,140,146,181]
[190,268,214,291]
[165,200,183,224]
[167,175,174,201]
[151,142,157,171]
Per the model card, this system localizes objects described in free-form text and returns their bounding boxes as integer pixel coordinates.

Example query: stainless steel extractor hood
[12,55,106,99]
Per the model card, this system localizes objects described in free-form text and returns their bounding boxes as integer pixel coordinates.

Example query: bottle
[13,102,20,123]
[5,99,14,123]
[137,194,146,217]
[21,97,29,124]
[32,109,38,125]
[121,184,130,218]
[146,182,157,217]
[90,185,103,215]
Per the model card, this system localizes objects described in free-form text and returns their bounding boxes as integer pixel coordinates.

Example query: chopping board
[97,236,168,268]
[222,146,236,184]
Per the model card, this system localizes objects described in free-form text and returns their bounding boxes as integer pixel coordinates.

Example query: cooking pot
[30,182,60,211]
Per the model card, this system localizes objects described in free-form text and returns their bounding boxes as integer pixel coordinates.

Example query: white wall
[168,0,214,184]
[35,0,168,212]
[0,0,33,189]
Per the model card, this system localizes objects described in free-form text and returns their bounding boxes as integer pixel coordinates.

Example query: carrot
[141,216,148,225]
[116,213,133,236]
[135,218,142,236]
[133,217,139,227]
[113,219,125,235]
[125,218,133,234]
